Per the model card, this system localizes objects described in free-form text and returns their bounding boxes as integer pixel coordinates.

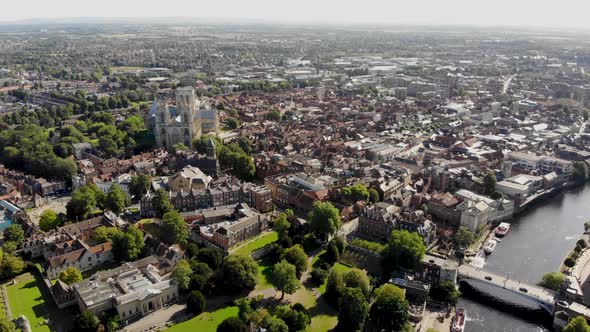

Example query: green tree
[341,184,370,202]
[383,230,426,271]
[453,227,475,248]
[234,154,256,180]
[75,310,100,332]
[92,226,120,244]
[3,224,24,245]
[66,185,98,220]
[172,259,192,291]
[270,260,301,299]
[273,213,291,239]
[370,284,410,332]
[309,201,341,241]
[197,248,223,269]
[129,174,151,198]
[217,317,248,332]
[161,211,189,246]
[187,290,206,315]
[326,268,344,307]
[281,245,308,278]
[343,268,370,298]
[483,172,497,195]
[563,316,590,332]
[221,255,258,293]
[105,184,130,215]
[0,254,24,279]
[39,209,60,231]
[265,316,289,332]
[539,272,565,291]
[112,226,144,261]
[226,118,240,129]
[152,189,173,217]
[368,188,380,203]
[337,287,369,332]
[429,281,461,305]
[59,267,83,285]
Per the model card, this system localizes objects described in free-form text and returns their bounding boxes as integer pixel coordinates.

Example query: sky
[2,0,590,29]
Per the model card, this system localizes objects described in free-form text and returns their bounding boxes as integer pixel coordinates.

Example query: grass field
[166,306,239,332]
[256,258,274,290]
[305,314,338,332]
[231,231,278,257]
[317,263,352,295]
[6,274,51,332]
[138,218,161,239]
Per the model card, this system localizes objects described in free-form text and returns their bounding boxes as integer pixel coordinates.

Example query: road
[502,74,517,94]
[458,264,555,303]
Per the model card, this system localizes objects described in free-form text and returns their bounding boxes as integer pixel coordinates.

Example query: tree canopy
[343,268,371,298]
[563,316,590,332]
[217,317,248,332]
[337,287,369,332]
[270,260,300,299]
[161,211,190,246]
[152,189,174,217]
[281,244,308,278]
[187,290,206,315]
[172,259,192,291]
[3,224,24,245]
[453,227,475,248]
[39,209,60,231]
[112,226,144,261]
[370,284,410,332]
[59,267,83,285]
[129,174,151,198]
[383,230,426,271]
[429,280,461,305]
[309,201,341,241]
[105,184,130,215]
[221,255,258,293]
[341,184,370,202]
[539,272,565,291]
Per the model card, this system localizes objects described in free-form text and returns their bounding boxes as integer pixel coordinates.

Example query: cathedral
[148,87,218,151]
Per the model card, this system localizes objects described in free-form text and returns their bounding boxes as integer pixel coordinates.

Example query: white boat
[452,308,466,332]
[495,222,511,237]
[484,239,497,255]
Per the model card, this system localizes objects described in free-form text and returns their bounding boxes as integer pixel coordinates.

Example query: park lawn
[305,314,338,332]
[291,287,317,309]
[166,306,239,332]
[6,274,51,332]
[231,231,278,257]
[138,219,161,238]
[256,259,274,290]
[317,263,352,295]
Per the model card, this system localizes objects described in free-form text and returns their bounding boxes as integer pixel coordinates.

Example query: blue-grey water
[460,184,590,331]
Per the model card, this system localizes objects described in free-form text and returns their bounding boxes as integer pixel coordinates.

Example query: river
[460,184,590,332]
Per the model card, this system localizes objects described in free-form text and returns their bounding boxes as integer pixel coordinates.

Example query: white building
[455,189,514,232]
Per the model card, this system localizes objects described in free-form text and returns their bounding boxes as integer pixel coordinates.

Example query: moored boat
[495,222,511,237]
[484,239,497,254]
[452,308,466,332]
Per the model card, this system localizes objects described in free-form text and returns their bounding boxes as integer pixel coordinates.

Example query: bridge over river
[458,264,557,313]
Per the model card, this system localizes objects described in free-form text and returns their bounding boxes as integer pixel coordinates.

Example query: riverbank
[461,184,590,331]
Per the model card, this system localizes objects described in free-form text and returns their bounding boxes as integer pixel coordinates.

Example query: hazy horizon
[2,0,590,31]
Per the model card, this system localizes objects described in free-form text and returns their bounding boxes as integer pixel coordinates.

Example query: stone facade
[152,87,218,151]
